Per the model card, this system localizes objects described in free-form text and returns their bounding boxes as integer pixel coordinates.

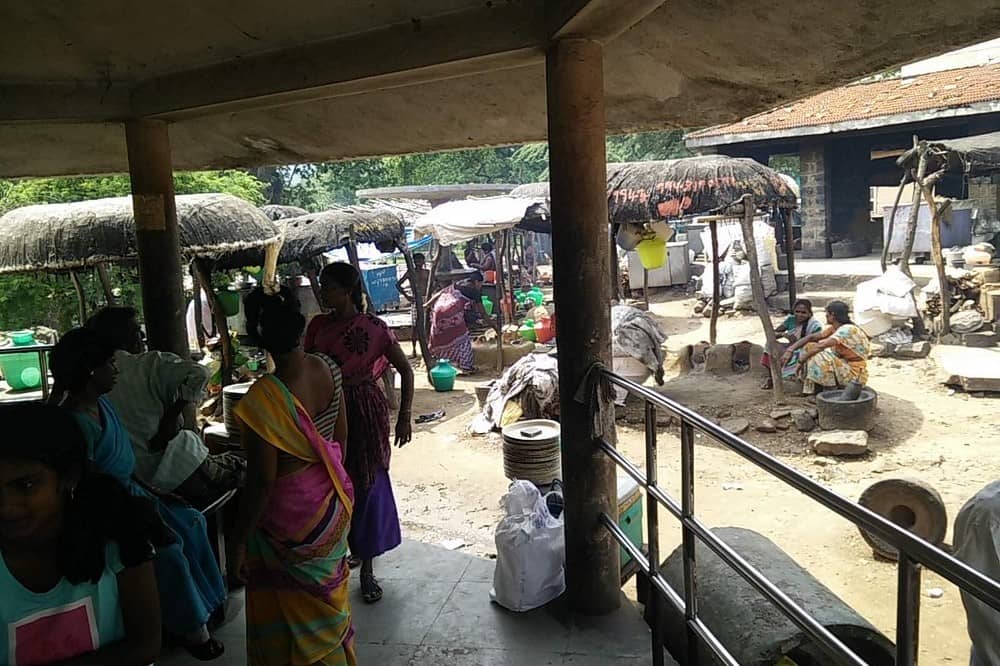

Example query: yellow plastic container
[635,238,667,269]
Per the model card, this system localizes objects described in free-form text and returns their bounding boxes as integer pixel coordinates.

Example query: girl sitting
[0,401,166,665]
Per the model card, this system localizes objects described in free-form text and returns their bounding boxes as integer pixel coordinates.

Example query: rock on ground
[894,341,931,359]
[755,418,777,433]
[809,430,869,457]
[792,410,816,432]
[719,417,750,435]
[769,408,792,420]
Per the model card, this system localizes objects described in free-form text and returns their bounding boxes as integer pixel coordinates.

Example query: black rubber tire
[858,477,948,561]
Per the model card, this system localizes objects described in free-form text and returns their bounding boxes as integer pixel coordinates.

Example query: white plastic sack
[491,480,566,612]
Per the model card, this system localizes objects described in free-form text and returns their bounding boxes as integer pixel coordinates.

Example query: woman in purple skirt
[305,262,414,604]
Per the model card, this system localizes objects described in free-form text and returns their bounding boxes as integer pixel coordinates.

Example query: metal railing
[596,369,1000,666]
[0,345,53,402]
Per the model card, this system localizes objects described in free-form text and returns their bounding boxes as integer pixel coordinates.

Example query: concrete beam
[549,0,669,42]
[130,3,547,121]
[0,83,130,123]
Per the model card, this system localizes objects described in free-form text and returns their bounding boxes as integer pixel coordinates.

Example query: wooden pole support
[124,119,189,358]
[546,37,620,614]
[70,269,88,324]
[193,259,234,388]
[494,231,506,373]
[399,244,434,378]
[96,263,116,305]
[922,188,951,337]
[190,264,207,351]
[709,220,720,346]
[783,210,796,307]
[739,196,785,403]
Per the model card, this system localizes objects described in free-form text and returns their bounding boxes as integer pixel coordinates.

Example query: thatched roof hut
[260,204,308,221]
[0,193,281,274]
[275,203,408,264]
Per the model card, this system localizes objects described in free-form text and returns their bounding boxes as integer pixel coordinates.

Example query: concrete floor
[160,539,674,665]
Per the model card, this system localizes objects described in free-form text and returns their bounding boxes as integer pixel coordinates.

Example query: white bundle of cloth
[471,353,560,434]
[611,304,667,384]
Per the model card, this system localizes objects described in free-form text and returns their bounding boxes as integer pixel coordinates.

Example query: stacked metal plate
[222,381,254,437]
[501,419,561,486]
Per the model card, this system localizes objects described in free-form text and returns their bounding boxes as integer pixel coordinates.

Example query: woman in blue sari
[51,328,227,661]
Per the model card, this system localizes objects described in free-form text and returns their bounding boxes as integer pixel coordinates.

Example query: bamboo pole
[190,264,207,350]
[921,186,952,337]
[739,196,785,403]
[399,243,434,379]
[494,231,507,372]
[609,223,621,302]
[96,263,116,305]
[193,259,234,389]
[426,240,441,301]
[880,173,908,273]
[898,138,927,278]
[345,231,374,314]
[709,220,720,346]
[642,267,649,310]
[70,269,87,324]
[783,210,796,307]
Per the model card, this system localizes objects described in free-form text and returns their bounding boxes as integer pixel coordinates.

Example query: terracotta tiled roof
[688,64,1000,141]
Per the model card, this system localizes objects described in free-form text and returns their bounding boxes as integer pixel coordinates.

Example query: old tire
[858,478,947,561]
[816,387,877,432]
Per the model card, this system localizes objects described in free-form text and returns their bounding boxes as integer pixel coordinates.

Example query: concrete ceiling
[3,0,1000,177]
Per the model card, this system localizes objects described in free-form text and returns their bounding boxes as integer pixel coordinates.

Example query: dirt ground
[388,288,1000,664]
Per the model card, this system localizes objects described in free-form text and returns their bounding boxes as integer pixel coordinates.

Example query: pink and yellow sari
[234,375,356,666]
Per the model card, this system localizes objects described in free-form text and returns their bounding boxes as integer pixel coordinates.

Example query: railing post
[896,553,922,665]
[645,401,664,666]
[681,420,699,662]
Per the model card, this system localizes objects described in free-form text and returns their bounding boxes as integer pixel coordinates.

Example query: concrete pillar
[799,141,832,258]
[546,38,621,615]
[125,120,189,357]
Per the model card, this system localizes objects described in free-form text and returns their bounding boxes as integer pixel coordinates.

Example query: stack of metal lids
[222,381,254,437]
[501,419,561,486]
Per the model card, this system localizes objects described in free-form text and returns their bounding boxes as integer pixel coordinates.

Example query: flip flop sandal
[361,573,384,604]
[184,638,225,661]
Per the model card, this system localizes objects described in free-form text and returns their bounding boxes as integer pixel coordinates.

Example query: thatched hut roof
[607,156,796,223]
[260,204,308,221]
[276,204,407,264]
[0,193,281,274]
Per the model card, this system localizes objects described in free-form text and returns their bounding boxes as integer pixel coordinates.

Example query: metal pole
[896,553,922,665]
[645,402,665,666]
[680,420,699,662]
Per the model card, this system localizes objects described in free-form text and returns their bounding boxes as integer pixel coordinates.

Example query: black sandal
[361,573,384,604]
[184,638,225,661]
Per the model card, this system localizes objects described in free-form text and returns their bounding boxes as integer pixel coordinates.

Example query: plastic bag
[491,480,566,612]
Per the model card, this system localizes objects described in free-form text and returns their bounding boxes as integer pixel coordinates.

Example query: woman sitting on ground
[759,298,823,389]
[426,271,495,374]
[228,286,356,666]
[782,300,870,395]
[50,328,228,661]
[0,402,165,665]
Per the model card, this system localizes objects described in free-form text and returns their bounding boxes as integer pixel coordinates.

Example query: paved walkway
[161,540,672,665]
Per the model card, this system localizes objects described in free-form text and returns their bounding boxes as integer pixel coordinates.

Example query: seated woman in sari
[759,299,823,389]
[782,300,870,395]
[50,328,227,661]
[426,272,494,373]
[229,287,355,666]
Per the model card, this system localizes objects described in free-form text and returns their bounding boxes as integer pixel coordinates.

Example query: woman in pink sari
[305,263,414,605]
[229,287,356,665]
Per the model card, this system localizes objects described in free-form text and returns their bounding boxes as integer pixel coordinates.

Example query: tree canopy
[0,128,692,332]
